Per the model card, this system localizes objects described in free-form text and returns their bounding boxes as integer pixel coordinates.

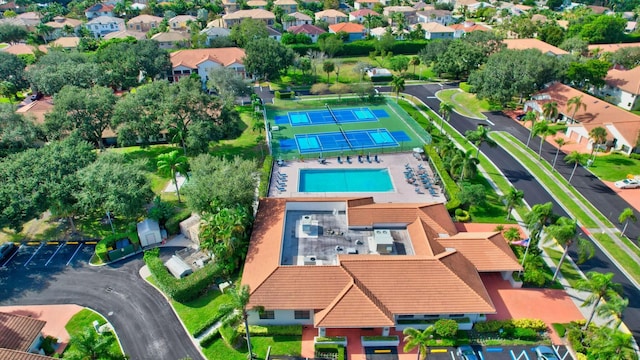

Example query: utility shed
[165,255,193,279]
[137,219,162,247]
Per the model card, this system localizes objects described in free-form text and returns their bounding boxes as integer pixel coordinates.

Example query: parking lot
[426,345,572,360]
[0,241,95,271]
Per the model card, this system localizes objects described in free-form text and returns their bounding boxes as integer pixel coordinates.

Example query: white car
[534,346,559,360]
[614,179,640,189]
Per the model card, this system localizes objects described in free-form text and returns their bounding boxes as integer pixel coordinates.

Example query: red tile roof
[169,47,246,69]
[0,312,46,351]
[329,22,365,33]
[503,38,567,56]
[587,42,640,53]
[350,9,379,17]
[288,24,326,35]
[605,66,640,95]
[0,349,55,360]
[436,232,522,272]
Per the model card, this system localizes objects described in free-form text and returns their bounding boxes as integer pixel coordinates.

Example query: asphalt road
[402,84,640,344]
[0,244,203,360]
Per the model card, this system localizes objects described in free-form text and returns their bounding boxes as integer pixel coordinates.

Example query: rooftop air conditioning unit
[304,255,317,265]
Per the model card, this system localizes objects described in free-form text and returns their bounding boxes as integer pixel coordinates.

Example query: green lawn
[203,335,302,360]
[584,154,640,182]
[64,309,123,357]
[592,233,640,284]
[172,290,232,335]
[544,247,584,288]
[436,89,493,119]
[0,43,8,49]
[209,106,265,160]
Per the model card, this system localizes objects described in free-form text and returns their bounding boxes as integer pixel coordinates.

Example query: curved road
[0,248,204,360]
[402,84,640,343]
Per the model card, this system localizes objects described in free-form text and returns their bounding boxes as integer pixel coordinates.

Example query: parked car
[0,242,16,262]
[614,178,640,189]
[516,113,526,121]
[456,345,478,360]
[534,345,559,360]
[30,92,43,101]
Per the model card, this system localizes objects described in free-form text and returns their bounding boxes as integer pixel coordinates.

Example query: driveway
[0,244,204,360]
[402,84,640,344]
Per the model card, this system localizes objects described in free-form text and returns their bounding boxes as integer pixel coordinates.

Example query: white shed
[137,219,162,247]
[164,255,193,279]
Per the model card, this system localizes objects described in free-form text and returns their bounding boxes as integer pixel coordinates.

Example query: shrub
[165,208,192,235]
[371,75,393,83]
[199,328,220,347]
[95,232,140,262]
[512,327,538,341]
[511,319,546,331]
[258,155,273,198]
[315,336,347,342]
[552,323,566,337]
[219,324,240,348]
[630,153,640,160]
[459,82,475,93]
[424,144,460,210]
[454,208,470,222]
[193,312,226,337]
[434,319,459,338]
[315,344,345,360]
[523,267,546,287]
[237,324,302,336]
[474,319,545,334]
[274,91,295,99]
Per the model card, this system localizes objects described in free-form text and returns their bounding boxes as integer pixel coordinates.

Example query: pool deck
[269,152,447,203]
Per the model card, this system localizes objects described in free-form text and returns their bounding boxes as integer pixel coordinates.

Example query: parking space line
[67,241,79,245]
[85,241,97,245]
[26,241,39,246]
[1,245,22,268]
[24,242,45,267]
[45,242,65,266]
[66,243,83,266]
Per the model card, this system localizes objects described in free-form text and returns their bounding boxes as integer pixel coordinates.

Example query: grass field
[64,308,123,357]
[585,154,640,181]
[266,98,432,160]
[436,89,494,119]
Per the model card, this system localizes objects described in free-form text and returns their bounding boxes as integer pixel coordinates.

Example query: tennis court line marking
[387,100,430,144]
[294,129,399,153]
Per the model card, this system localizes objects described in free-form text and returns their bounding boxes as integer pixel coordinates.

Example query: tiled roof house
[167,48,247,86]
[241,197,522,336]
[503,38,568,56]
[599,66,640,111]
[0,312,48,355]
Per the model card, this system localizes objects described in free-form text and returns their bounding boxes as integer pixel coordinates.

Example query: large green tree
[566,59,610,89]
[0,52,28,93]
[26,51,100,95]
[206,67,252,107]
[199,204,252,273]
[438,102,453,132]
[545,216,594,281]
[0,104,41,156]
[524,202,554,250]
[243,37,294,80]
[618,208,637,237]
[532,120,555,159]
[230,18,268,48]
[576,271,622,329]
[465,125,496,158]
[0,24,28,44]
[390,75,405,102]
[589,327,637,360]
[218,285,255,357]
[64,327,125,360]
[501,187,524,221]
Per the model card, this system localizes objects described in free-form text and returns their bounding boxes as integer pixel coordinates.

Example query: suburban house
[282,12,312,30]
[287,24,326,43]
[222,9,275,28]
[502,38,568,56]
[221,0,240,13]
[103,29,146,40]
[0,11,40,30]
[247,0,268,9]
[598,66,640,111]
[354,0,379,10]
[0,311,51,357]
[448,21,489,38]
[328,22,366,42]
[625,21,637,33]
[416,9,453,25]
[274,0,298,14]
[44,16,84,40]
[49,36,81,50]
[126,14,162,32]
[2,43,48,56]
[383,6,417,25]
[241,197,522,337]
[85,15,125,38]
[167,47,247,87]
[267,26,282,42]
[349,9,379,23]
[587,43,640,55]
[525,82,640,155]
[151,31,190,49]
[315,9,348,25]
[169,15,197,31]
[84,3,114,20]
[200,27,232,46]
[370,26,408,40]
[420,22,454,39]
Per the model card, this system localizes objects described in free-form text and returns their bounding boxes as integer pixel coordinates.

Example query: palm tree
[523,111,538,147]
[566,95,586,124]
[218,285,256,358]
[576,271,623,329]
[451,149,480,183]
[551,138,566,171]
[503,227,521,242]
[501,187,524,220]
[545,216,594,281]
[322,60,335,83]
[439,102,453,133]
[590,327,637,360]
[403,327,434,360]
[465,125,496,158]
[157,150,189,203]
[35,23,54,44]
[542,101,558,122]
[363,13,375,35]
[409,56,421,75]
[533,120,556,159]
[391,75,405,103]
[596,294,629,330]
[589,126,608,161]
[65,327,124,360]
[523,202,554,249]
[564,151,588,184]
[618,208,637,237]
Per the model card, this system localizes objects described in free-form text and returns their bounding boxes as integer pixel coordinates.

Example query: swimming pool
[298,169,394,192]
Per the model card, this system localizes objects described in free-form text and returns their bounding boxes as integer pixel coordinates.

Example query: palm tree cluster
[545,216,594,281]
[436,139,479,183]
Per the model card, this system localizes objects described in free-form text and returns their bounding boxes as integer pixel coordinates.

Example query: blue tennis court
[273,107,389,126]
[289,128,406,153]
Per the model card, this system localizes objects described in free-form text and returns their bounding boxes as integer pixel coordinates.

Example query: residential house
[420,22,454,39]
[412,2,433,11]
[241,197,522,337]
[0,11,40,31]
[127,14,162,33]
[525,82,640,155]
[221,0,240,13]
[49,36,81,50]
[222,9,275,28]
[84,3,114,20]
[167,47,247,88]
[315,9,348,25]
[274,0,298,14]
[267,26,282,42]
[85,15,125,38]
[151,31,190,49]
[598,66,640,111]
[531,14,548,24]
[349,9,379,23]
[587,5,612,14]
[2,43,47,56]
[103,29,147,40]
[246,0,268,9]
[416,9,453,25]
[587,43,640,55]
[169,15,197,31]
[287,24,326,43]
[383,6,417,25]
[200,27,232,46]
[0,312,50,357]
[329,22,365,42]
[282,12,312,30]
[44,17,84,40]
[448,21,489,38]
[503,38,568,56]
[625,21,638,33]
[354,0,378,10]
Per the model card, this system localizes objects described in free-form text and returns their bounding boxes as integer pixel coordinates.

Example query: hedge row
[199,328,220,347]
[275,91,295,99]
[193,312,226,338]
[165,208,192,235]
[289,39,429,57]
[474,319,547,333]
[143,248,221,303]
[95,232,140,262]
[237,324,302,336]
[424,144,460,210]
[315,344,345,360]
[258,155,273,198]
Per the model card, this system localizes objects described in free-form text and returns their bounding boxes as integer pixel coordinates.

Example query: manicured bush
[454,208,470,222]
[95,232,140,262]
[193,312,225,338]
[315,336,347,342]
[434,319,459,338]
[143,248,222,303]
[424,144,460,210]
[459,82,475,93]
[511,318,546,331]
[165,208,192,235]
[371,76,393,83]
[219,323,240,348]
[199,328,220,347]
[552,323,566,337]
[258,155,273,198]
[237,324,302,336]
[361,336,398,341]
[512,327,538,341]
[315,344,345,360]
[474,319,545,333]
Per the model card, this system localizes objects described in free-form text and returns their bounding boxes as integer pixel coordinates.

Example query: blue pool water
[299,169,393,192]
